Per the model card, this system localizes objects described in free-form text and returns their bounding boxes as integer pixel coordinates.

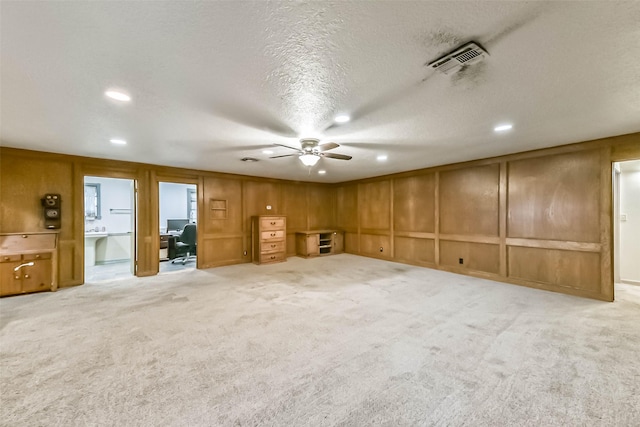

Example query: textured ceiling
[1,1,639,183]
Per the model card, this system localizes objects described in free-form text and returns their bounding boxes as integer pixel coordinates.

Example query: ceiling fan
[270,138,352,166]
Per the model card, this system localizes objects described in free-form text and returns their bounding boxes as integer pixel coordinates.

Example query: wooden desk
[160,234,177,261]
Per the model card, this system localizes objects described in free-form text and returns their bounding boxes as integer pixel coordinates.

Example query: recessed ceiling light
[334,115,350,123]
[318,170,327,175]
[377,155,388,161]
[262,150,274,155]
[241,157,259,162]
[494,124,513,132]
[105,90,131,102]
[110,139,127,145]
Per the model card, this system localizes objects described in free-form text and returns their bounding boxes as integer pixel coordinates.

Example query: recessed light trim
[318,170,327,175]
[377,155,388,161]
[262,150,274,155]
[110,139,127,145]
[105,90,131,102]
[334,115,350,123]
[494,124,513,132]
[241,157,259,162]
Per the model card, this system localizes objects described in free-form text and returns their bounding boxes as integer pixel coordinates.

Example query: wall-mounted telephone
[41,194,61,229]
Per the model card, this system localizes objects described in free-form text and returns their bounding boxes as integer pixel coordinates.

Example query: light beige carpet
[1,254,639,426]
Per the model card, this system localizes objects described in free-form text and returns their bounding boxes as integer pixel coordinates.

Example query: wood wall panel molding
[359,233,391,259]
[506,238,601,252]
[358,180,391,230]
[335,185,358,230]
[439,164,500,236]
[307,185,335,230]
[599,147,613,300]
[393,231,436,239]
[439,234,501,245]
[508,246,601,293]
[393,174,435,233]
[394,237,435,265]
[507,150,600,242]
[439,241,500,274]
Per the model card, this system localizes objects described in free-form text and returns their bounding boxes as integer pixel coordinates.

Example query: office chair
[172,223,197,265]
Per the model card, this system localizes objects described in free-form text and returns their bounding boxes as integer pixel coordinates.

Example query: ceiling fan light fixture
[299,154,320,166]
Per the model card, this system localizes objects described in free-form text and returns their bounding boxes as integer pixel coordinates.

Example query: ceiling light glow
[262,150,274,155]
[300,154,320,167]
[105,90,131,102]
[110,139,127,145]
[494,124,513,132]
[318,170,327,175]
[377,155,388,161]
[334,115,350,123]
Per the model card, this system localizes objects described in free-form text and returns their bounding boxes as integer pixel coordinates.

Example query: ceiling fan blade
[273,143,302,152]
[321,152,352,161]
[316,142,339,152]
[270,154,299,159]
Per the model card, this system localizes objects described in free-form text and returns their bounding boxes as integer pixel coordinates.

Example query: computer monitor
[167,219,189,232]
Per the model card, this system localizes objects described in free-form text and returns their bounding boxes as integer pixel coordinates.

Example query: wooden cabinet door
[0,260,22,296]
[21,259,52,293]
[306,234,319,256]
[333,232,344,253]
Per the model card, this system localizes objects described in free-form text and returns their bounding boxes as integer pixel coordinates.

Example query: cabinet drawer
[23,252,52,261]
[0,233,56,252]
[259,252,285,263]
[261,241,284,253]
[260,218,285,230]
[1,254,21,262]
[261,230,284,240]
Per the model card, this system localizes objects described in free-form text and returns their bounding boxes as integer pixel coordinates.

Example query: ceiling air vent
[427,42,488,75]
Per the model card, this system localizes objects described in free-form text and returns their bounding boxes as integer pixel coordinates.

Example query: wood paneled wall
[1,132,638,300]
[334,133,640,301]
[0,148,335,287]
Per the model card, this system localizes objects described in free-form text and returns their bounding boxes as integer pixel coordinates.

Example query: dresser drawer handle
[24,274,30,279]
[3,256,9,261]
[14,275,20,280]
[270,233,276,237]
[270,256,275,259]
[35,254,40,258]
[270,221,276,225]
[271,244,276,248]
[22,235,28,238]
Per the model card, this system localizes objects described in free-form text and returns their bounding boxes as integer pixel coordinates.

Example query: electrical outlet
[459,258,464,264]
[266,205,272,210]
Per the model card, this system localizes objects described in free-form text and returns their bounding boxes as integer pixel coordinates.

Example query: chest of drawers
[251,216,286,265]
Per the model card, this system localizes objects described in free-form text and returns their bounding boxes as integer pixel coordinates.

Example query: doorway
[613,160,640,287]
[158,181,198,274]
[84,176,136,282]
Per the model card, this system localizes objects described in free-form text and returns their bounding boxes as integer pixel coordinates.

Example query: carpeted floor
[1,254,639,426]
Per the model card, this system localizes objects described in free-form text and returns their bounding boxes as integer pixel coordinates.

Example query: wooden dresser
[251,215,286,265]
[0,232,58,297]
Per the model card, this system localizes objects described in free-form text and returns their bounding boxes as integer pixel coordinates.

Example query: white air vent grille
[428,42,488,75]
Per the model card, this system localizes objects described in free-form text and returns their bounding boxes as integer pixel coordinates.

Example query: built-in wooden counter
[296,230,344,258]
[0,232,58,297]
